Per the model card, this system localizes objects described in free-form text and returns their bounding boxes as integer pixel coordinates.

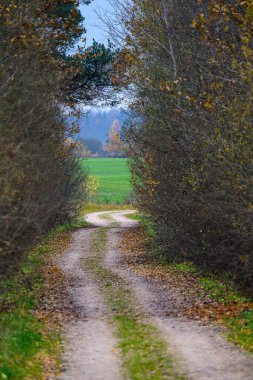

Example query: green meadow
[82,158,132,204]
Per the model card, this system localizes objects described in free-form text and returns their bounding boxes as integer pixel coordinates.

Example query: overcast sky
[80,0,112,46]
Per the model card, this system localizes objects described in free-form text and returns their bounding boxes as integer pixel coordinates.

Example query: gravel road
[58,210,253,380]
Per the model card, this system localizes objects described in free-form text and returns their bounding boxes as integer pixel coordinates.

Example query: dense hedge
[0,1,87,273]
[114,0,253,292]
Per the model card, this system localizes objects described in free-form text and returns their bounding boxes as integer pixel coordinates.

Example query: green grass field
[82,158,132,204]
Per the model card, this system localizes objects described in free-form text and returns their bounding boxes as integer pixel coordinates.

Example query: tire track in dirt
[58,229,123,380]
[59,211,253,380]
[85,210,138,228]
[96,210,253,380]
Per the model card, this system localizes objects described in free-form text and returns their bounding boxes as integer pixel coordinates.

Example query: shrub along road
[58,211,253,380]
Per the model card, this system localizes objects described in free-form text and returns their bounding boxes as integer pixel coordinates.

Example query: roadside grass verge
[85,228,184,380]
[121,227,253,354]
[165,261,248,303]
[225,309,253,353]
[0,222,82,380]
[125,211,140,221]
[172,262,253,353]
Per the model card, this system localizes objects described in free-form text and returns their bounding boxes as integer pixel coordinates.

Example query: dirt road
[59,210,253,380]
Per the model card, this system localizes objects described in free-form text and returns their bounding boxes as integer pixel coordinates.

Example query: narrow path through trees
[58,211,253,380]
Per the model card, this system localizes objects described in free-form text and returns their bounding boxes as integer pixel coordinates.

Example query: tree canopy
[111,0,253,291]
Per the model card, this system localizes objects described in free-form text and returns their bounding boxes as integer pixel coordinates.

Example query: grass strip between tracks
[85,228,185,380]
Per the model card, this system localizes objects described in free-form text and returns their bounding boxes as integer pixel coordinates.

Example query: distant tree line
[112,0,253,292]
[79,119,125,157]
[0,0,115,274]
[77,108,126,142]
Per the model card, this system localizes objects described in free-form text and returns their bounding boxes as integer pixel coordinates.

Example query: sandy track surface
[85,210,138,228]
[58,210,253,380]
[59,229,122,380]
[105,226,253,380]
